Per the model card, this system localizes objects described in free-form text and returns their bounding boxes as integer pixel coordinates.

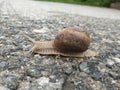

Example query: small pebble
[107,59,115,66]
[0,61,8,70]
[0,86,10,90]
[92,71,102,80]
[26,66,42,78]
[79,62,90,73]
[112,57,120,63]
[3,75,18,90]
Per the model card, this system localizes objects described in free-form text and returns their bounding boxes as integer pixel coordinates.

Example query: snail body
[25,27,98,57]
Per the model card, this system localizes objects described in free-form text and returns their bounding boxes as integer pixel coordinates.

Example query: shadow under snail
[25,27,98,57]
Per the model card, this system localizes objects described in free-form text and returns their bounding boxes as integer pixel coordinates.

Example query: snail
[25,27,98,57]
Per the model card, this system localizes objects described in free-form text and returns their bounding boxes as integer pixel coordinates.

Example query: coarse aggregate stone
[0,1,120,90]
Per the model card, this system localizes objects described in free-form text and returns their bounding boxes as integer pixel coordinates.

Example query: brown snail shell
[54,27,90,53]
[25,27,98,57]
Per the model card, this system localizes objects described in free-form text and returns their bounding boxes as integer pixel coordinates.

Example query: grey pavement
[0,0,120,19]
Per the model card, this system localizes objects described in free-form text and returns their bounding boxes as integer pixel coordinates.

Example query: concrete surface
[0,0,120,19]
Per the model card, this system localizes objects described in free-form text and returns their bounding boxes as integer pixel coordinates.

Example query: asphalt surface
[1,0,120,20]
[0,0,120,90]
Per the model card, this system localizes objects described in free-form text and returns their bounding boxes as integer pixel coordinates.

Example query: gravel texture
[0,1,120,90]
